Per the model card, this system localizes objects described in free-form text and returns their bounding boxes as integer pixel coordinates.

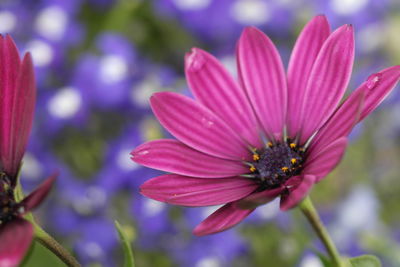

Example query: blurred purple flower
[74,217,118,266]
[74,33,137,109]
[154,0,301,48]
[131,192,176,249]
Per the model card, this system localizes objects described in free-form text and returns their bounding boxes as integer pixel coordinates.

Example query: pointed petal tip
[129,151,138,163]
[149,91,165,106]
[130,146,141,160]
[21,174,56,212]
[139,188,165,202]
[185,47,206,73]
[192,226,204,236]
[315,14,327,19]
[312,14,329,25]
[22,51,33,64]
[239,26,265,42]
[4,34,16,45]
[340,23,354,34]
[241,26,262,36]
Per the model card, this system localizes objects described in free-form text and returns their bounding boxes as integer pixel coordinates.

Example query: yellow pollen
[250,166,256,172]
[281,167,289,172]
[290,143,296,148]
[291,158,297,164]
[267,142,273,147]
[253,154,260,161]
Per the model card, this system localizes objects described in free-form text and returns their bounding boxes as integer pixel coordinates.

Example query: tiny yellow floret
[290,143,296,149]
[253,154,260,161]
[291,158,297,164]
[267,142,273,147]
[250,166,256,172]
[281,167,289,172]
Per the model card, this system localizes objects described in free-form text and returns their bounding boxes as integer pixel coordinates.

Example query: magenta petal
[185,48,262,147]
[131,139,247,178]
[287,15,330,138]
[8,53,36,178]
[0,218,33,267]
[140,174,257,207]
[280,175,315,211]
[237,26,287,141]
[236,187,283,209]
[193,202,254,236]
[299,25,355,144]
[303,137,348,182]
[308,89,365,156]
[0,36,35,181]
[355,65,400,122]
[21,174,56,212]
[150,92,250,160]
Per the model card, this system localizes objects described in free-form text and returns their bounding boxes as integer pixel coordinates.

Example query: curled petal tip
[345,24,354,33]
[149,92,162,103]
[185,48,206,73]
[336,23,354,34]
[313,14,329,24]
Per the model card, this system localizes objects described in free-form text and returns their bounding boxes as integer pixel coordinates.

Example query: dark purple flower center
[248,141,304,189]
[0,173,22,224]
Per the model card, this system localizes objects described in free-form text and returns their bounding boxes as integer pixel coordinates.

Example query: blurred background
[1,0,400,266]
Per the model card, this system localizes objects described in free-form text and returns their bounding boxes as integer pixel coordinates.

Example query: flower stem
[299,196,344,267]
[33,221,81,267]
[15,181,80,267]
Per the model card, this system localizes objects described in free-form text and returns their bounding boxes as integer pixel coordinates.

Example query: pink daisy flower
[131,15,400,236]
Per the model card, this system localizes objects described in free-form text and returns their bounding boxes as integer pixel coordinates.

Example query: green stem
[299,196,344,267]
[33,221,81,267]
[15,181,80,267]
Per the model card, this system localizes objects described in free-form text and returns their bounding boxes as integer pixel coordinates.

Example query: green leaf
[315,252,334,267]
[115,221,135,267]
[350,255,382,267]
[21,240,67,267]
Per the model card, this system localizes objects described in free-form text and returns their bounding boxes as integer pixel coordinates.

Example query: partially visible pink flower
[0,35,55,267]
[0,35,35,185]
[0,176,55,267]
[131,15,400,236]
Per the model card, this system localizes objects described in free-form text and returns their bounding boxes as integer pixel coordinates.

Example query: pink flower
[131,15,400,236]
[0,35,35,185]
[0,35,55,267]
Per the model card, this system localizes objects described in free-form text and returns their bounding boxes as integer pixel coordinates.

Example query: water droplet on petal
[201,117,214,128]
[365,73,382,90]
[137,150,149,156]
[186,49,205,72]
